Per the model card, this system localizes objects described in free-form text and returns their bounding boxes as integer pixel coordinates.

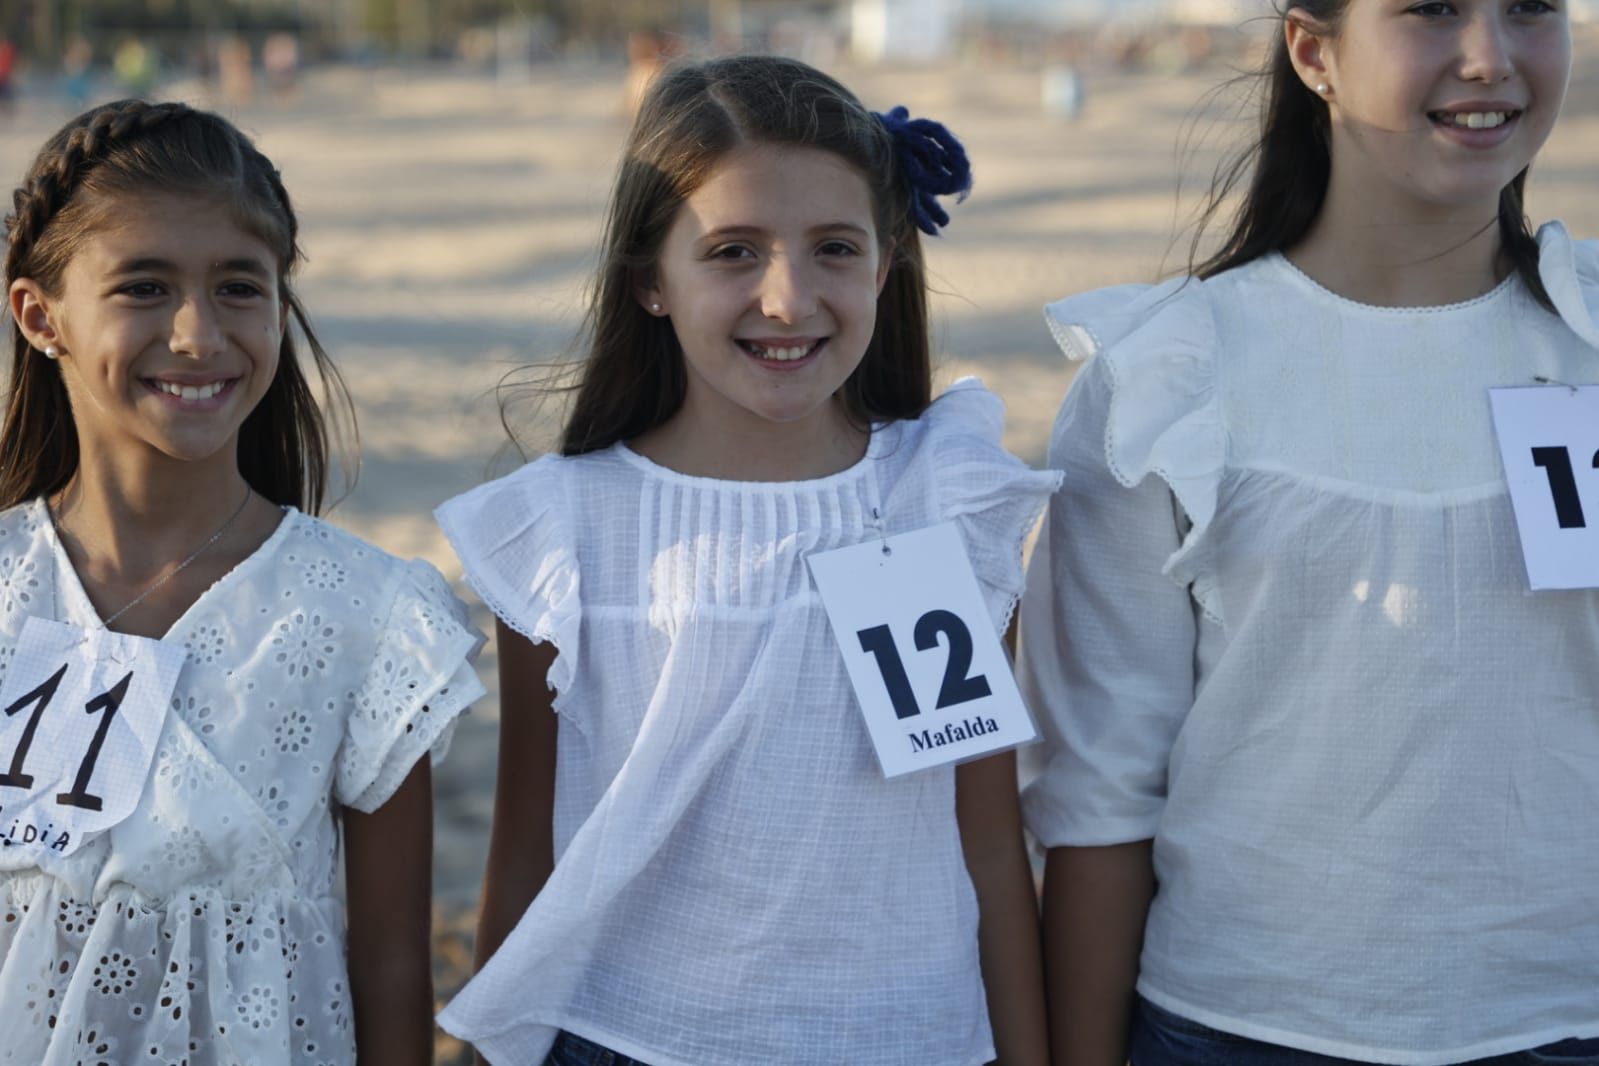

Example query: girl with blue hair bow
[436,54,1052,1066]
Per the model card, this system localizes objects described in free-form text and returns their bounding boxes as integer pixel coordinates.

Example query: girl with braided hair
[435,55,1051,1066]
[0,100,483,1064]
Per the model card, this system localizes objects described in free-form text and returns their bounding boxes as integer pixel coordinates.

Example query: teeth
[1441,111,1510,129]
[156,381,225,400]
[746,342,815,362]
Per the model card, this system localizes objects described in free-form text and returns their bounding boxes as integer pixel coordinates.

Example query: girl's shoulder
[1536,220,1599,351]
[282,509,471,629]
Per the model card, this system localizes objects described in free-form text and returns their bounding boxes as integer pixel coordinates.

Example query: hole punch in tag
[807,522,1037,778]
[0,617,185,857]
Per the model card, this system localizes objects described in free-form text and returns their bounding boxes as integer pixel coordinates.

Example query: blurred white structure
[852,0,961,61]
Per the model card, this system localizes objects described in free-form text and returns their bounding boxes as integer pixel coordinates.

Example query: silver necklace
[51,485,254,628]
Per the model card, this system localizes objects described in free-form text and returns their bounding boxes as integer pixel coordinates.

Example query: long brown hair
[2,99,354,513]
[553,55,934,457]
[1191,1,1551,309]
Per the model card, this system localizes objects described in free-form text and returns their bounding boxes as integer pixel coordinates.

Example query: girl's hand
[345,760,437,1065]
[958,750,1050,1066]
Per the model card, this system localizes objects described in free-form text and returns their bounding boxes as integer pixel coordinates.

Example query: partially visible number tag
[808,522,1036,778]
[1489,385,1599,590]
[0,618,184,857]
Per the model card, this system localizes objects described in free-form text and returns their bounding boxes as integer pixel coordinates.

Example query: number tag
[1489,385,1599,590]
[0,618,185,857]
[807,522,1036,778]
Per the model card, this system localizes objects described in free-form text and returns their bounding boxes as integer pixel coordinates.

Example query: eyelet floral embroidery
[183,623,228,665]
[0,554,40,613]
[0,501,481,1066]
[270,610,342,681]
[90,950,140,996]
[170,695,218,737]
[300,558,347,592]
[273,708,315,756]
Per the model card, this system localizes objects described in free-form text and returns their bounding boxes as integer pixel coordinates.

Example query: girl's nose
[758,258,818,324]
[169,297,226,358]
[1458,13,1515,84]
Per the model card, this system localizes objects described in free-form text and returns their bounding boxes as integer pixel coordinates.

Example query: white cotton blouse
[1019,222,1599,1065]
[435,379,1059,1066]
[0,500,484,1066]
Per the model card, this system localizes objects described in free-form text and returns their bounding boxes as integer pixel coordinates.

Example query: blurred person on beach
[0,38,16,116]
[0,99,484,1064]
[61,37,95,111]
[621,28,682,117]
[112,38,159,97]
[1020,2,1599,1064]
[263,33,300,105]
[435,54,1052,1066]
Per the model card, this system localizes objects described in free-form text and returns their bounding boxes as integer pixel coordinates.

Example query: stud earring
[42,345,58,360]
[1315,83,1330,96]
[650,302,663,314]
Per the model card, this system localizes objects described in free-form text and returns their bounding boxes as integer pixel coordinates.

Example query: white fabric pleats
[437,379,1059,1066]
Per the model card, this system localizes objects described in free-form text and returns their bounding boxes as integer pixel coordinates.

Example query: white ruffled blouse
[0,500,484,1066]
[1020,223,1599,1064]
[435,380,1059,1066]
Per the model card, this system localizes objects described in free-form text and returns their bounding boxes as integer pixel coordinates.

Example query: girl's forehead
[686,144,874,217]
[72,192,284,267]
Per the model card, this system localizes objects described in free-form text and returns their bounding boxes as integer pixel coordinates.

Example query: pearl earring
[42,345,58,360]
[1316,83,1329,96]
[650,302,662,314]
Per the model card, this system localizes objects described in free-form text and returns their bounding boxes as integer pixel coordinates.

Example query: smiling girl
[0,100,483,1064]
[435,55,1053,1066]
[1020,2,1599,1064]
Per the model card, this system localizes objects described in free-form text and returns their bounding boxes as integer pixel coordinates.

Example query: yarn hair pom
[874,106,973,237]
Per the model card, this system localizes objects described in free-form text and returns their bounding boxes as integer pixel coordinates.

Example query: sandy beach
[3,42,1598,1061]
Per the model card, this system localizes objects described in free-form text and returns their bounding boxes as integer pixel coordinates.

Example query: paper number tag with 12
[808,522,1036,778]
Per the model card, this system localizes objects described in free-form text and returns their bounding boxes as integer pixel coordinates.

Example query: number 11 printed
[0,665,134,812]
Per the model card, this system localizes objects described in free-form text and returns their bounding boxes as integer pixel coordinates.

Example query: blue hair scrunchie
[874,106,973,237]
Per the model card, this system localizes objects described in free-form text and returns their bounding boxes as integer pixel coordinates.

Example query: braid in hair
[4,101,193,286]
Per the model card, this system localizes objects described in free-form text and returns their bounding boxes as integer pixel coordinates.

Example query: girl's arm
[345,760,436,1065]
[473,622,559,969]
[1043,841,1155,1066]
[957,750,1049,1066]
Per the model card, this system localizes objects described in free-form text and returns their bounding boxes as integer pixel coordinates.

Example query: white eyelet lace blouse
[435,379,1060,1066]
[0,501,484,1066]
[1019,222,1599,1064]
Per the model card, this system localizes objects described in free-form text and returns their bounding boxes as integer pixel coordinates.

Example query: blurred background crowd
[3,3,1598,1062]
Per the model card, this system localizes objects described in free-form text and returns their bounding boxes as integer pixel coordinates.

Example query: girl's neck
[47,445,284,633]
[53,451,250,567]
[1287,174,1506,309]
[631,397,870,483]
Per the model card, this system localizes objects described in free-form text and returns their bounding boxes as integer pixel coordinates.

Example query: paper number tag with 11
[0,617,184,857]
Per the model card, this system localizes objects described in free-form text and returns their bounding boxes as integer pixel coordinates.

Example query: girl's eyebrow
[698,222,872,241]
[108,256,272,278]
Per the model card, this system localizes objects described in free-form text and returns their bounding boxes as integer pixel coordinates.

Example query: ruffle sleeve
[1042,277,1226,623]
[434,456,581,715]
[925,378,1063,631]
[335,559,487,813]
[1537,220,1599,352]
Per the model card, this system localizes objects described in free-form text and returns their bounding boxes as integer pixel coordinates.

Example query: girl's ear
[632,269,668,317]
[1285,9,1335,100]
[9,279,60,354]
